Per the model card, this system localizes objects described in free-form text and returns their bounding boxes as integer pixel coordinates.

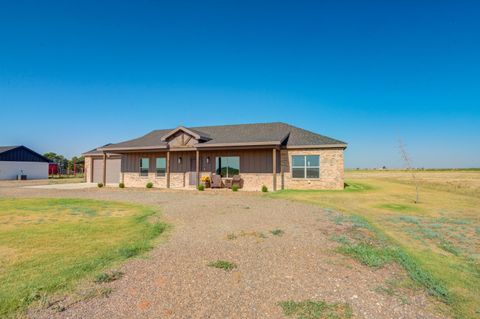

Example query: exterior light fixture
[178,157,182,164]
[206,156,210,164]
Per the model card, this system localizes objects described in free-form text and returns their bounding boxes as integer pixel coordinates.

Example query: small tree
[399,140,419,203]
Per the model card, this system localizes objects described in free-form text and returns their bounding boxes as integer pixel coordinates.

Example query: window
[291,155,320,179]
[140,158,149,176]
[215,156,239,178]
[156,157,166,176]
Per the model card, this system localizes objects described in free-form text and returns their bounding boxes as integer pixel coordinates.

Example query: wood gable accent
[167,131,198,148]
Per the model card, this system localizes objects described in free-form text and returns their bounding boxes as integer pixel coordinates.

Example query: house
[0,146,50,180]
[83,122,347,190]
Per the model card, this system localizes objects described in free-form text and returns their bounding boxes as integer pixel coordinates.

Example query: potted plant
[201,176,211,188]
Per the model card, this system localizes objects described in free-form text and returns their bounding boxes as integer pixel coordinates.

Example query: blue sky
[0,1,479,168]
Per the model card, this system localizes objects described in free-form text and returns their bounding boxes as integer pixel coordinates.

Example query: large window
[140,158,149,176]
[215,156,240,178]
[156,157,166,176]
[292,155,320,179]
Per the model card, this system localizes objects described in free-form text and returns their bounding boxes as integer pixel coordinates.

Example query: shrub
[232,185,239,192]
[146,182,153,189]
[197,184,205,191]
[261,185,268,192]
[97,183,104,188]
[118,182,125,188]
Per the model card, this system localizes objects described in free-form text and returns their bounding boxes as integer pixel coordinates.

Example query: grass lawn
[0,198,167,317]
[269,170,480,319]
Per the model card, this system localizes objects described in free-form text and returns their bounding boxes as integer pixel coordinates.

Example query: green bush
[118,183,125,188]
[261,185,268,192]
[146,182,153,189]
[97,183,104,188]
[197,184,205,191]
[232,185,239,192]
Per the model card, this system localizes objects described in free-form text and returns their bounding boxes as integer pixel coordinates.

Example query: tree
[398,140,419,203]
[43,152,68,174]
[68,156,84,174]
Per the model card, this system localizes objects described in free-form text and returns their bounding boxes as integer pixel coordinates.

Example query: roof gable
[160,126,211,142]
[0,146,50,162]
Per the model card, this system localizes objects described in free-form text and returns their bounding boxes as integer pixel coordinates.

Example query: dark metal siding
[0,147,49,162]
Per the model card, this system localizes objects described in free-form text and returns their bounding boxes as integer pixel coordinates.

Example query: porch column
[166,151,170,188]
[280,150,284,190]
[196,150,200,187]
[272,148,277,191]
[89,157,94,183]
[102,152,107,185]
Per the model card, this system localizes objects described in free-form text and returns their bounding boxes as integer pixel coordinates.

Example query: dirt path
[0,185,447,318]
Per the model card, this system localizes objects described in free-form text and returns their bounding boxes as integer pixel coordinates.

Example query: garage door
[92,158,121,184]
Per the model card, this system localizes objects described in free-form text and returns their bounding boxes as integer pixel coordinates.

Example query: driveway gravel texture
[0,182,447,319]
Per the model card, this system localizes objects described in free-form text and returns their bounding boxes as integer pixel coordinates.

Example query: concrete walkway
[23,183,98,190]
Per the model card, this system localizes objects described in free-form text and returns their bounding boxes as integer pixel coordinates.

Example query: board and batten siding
[121,149,280,174]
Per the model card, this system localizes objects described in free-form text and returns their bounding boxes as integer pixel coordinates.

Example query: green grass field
[0,198,167,318]
[270,170,480,319]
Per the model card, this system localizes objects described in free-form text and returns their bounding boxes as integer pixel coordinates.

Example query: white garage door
[92,158,121,184]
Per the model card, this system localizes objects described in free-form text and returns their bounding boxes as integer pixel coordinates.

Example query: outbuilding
[0,146,50,180]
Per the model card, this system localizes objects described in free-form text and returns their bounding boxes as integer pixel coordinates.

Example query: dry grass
[0,198,167,317]
[270,170,480,319]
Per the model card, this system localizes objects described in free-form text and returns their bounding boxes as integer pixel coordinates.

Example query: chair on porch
[211,174,223,188]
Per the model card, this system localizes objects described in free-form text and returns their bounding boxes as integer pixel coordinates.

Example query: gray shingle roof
[98,122,346,151]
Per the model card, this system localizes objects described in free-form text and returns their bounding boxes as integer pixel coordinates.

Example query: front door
[189,157,197,186]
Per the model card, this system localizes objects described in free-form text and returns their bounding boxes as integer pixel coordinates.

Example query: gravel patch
[0,185,448,319]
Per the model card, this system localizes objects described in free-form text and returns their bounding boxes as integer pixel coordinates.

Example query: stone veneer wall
[281,148,344,190]
[240,173,275,191]
[123,172,167,188]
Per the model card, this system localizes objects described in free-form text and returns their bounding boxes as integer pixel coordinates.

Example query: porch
[100,147,282,191]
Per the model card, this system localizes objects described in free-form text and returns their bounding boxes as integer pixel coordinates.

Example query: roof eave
[196,141,282,148]
[98,145,168,152]
[285,144,348,149]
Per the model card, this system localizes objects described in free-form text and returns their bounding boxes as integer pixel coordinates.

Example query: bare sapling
[399,140,420,203]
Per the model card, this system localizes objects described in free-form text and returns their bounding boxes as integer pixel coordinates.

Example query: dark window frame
[156,157,166,177]
[291,155,320,179]
[139,158,149,177]
[215,156,240,178]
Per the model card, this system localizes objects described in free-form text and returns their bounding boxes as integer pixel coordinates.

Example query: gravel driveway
[0,184,446,319]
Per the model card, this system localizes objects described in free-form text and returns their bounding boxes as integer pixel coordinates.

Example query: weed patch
[94,270,124,283]
[270,229,284,236]
[278,300,353,319]
[338,243,395,268]
[208,260,237,271]
[226,233,237,240]
[379,203,421,212]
